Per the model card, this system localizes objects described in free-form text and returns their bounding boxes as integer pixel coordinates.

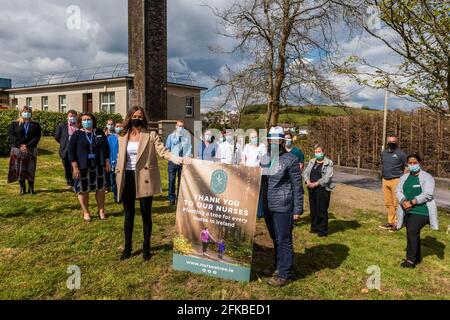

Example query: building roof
[6,63,208,92]
[5,77,207,92]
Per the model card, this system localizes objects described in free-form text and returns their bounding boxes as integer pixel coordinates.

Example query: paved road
[334,171,450,209]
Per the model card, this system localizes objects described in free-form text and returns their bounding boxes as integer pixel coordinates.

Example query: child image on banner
[217,239,226,260]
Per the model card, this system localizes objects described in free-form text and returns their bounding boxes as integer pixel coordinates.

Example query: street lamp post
[381,87,389,152]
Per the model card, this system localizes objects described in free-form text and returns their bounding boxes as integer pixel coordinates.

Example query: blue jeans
[264,211,294,280]
[257,188,264,218]
[168,162,182,202]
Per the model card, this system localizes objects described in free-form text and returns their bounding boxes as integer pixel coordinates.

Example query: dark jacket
[8,120,42,149]
[55,122,75,159]
[68,128,110,170]
[261,150,304,214]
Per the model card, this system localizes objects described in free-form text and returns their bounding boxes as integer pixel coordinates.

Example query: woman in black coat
[8,106,42,195]
[68,112,111,222]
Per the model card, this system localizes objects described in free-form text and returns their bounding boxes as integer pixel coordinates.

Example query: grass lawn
[0,137,448,300]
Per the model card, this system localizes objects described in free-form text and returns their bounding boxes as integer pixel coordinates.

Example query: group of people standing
[6,106,439,287]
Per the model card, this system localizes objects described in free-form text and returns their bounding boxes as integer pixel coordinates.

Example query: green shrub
[0,110,122,156]
[173,235,193,255]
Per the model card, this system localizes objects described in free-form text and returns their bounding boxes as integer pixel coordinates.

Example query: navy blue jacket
[54,123,73,159]
[68,129,110,170]
[261,149,304,214]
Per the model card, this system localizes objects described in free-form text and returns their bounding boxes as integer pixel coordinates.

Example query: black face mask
[131,119,144,128]
[388,143,397,150]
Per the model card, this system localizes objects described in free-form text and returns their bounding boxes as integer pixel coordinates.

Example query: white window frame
[59,95,67,113]
[26,97,33,108]
[41,96,49,111]
[186,97,194,118]
[100,92,116,113]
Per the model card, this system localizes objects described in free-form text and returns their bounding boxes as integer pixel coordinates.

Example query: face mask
[68,117,77,124]
[115,127,123,134]
[408,164,421,173]
[107,124,114,131]
[315,152,324,160]
[176,126,184,133]
[82,120,93,130]
[226,136,233,143]
[204,134,212,142]
[22,112,31,119]
[285,139,293,147]
[388,143,397,150]
[131,119,144,128]
[250,137,258,145]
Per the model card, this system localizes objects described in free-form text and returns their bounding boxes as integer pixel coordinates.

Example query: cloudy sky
[0,0,419,111]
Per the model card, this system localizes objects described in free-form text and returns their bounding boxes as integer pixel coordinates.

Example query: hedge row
[0,110,123,156]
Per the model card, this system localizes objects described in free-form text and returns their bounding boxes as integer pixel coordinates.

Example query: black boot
[143,243,151,261]
[19,180,27,195]
[28,181,36,195]
[120,247,132,261]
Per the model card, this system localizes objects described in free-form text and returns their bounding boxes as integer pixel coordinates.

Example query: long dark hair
[122,106,150,136]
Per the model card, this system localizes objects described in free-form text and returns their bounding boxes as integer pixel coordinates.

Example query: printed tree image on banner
[173,159,262,282]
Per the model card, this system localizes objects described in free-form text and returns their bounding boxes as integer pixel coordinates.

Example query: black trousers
[308,187,331,236]
[405,214,429,264]
[63,155,74,186]
[122,171,153,253]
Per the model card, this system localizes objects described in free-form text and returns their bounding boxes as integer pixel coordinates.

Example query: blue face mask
[285,140,293,147]
[82,120,93,130]
[115,127,123,134]
[22,112,31,119]
[250,137,258,145]
[107,124,114,131]
[408,164,421,173]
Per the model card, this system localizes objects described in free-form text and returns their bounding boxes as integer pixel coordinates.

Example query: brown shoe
[379,223,393,230]
[267,277,290,287]
[389,226,399,233]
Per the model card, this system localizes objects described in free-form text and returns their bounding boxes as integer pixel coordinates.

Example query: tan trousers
[382,178,400,225]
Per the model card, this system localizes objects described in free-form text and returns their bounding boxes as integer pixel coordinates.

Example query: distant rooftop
[11,63,198,89]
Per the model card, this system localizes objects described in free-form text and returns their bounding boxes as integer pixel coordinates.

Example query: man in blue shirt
[166,120,192,206]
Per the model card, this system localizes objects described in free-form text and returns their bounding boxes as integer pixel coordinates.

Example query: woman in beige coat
[116,106,182,261]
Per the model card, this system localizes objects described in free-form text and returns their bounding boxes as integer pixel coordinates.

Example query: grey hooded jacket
[396,170,439,231]
[303,157,336,191]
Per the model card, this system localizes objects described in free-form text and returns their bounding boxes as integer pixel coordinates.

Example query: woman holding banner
[115,106,182,261]
[261,126,303,287]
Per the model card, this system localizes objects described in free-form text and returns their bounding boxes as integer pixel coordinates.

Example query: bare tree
[337,0,450,114]
[210,65,263,129]
[208,0,345,129]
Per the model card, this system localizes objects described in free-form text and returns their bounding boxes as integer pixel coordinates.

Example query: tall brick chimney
[128,0,167,121]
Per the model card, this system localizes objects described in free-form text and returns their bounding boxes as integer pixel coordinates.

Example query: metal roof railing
[11,63,197,88]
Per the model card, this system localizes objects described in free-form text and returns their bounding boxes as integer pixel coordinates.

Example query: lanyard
[85,131,95,154]
[24,123,30,139]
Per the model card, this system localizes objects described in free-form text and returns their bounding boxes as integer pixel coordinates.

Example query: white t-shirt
[126,141,139,171]
[242,144,267,167]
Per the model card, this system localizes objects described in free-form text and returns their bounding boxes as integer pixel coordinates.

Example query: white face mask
[68,117,77,124]
[226,136,233,143]
[205,134,212,142]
